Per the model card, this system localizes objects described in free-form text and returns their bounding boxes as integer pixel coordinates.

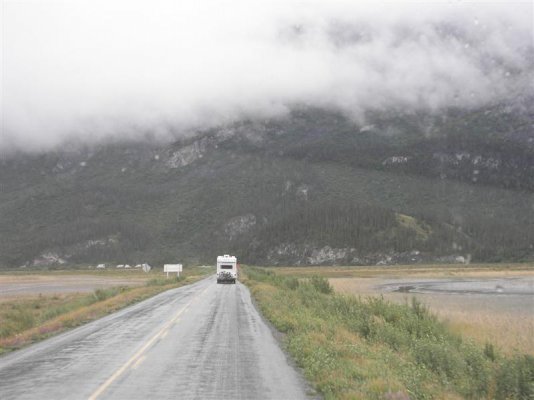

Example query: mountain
[1,103,533,268]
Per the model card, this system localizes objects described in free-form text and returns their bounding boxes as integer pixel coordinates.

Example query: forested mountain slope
[1,104,533,267]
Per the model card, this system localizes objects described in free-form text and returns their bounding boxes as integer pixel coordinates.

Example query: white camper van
[216,255,237,284]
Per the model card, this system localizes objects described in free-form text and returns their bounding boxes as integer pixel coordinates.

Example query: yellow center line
[131,355,146,370]
[88,284,210,400]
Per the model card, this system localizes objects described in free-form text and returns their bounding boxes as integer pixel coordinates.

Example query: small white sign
[164,264,182,272]
[164,264,183,277]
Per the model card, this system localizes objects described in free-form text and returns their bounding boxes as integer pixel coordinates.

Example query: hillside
[1,105,533,268]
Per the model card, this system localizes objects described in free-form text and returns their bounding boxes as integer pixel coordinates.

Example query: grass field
[243,264,534,399]
[269,263,534,278]
[271,264,534,356]
[0,267,212,354]
[330,276,534,356]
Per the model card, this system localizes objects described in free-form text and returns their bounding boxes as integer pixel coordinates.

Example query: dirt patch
[0,274,147,299]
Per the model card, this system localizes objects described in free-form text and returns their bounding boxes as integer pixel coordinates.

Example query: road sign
[164,264,183,277]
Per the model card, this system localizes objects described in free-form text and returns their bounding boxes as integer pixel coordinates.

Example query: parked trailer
[216,255,237,284]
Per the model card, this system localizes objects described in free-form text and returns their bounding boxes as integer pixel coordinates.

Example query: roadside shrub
[410,297,429,319]
[93,286,127,301]
[374,323,409,351]
[310,276,333,294]
[94,288,110,301]
[284,277,300,290]
[147,276,184,286]
[495,355,534,399]
[484,342,497,361]
[414,339,465,381]
[147,278,166,286]
[244,267,274,283]
[0,308,35,338]
[462,343,492,397]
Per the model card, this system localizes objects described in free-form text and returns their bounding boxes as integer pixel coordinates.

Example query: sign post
[164,264,183,278]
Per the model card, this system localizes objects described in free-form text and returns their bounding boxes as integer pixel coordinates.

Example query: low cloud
[2,0,533,152]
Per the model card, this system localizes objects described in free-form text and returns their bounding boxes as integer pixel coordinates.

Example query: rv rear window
[221,265,233,269]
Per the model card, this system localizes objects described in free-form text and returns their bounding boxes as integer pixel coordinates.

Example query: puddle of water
[379,277,534,296]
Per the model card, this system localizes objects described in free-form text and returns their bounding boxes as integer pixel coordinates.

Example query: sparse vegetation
[310,275,333,294]
[0,268,210,354]
[322,265,534,356]
[146,275,185,286]
[243,266,534,399]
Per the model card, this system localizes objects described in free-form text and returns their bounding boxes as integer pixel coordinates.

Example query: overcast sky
[1,0,533,152]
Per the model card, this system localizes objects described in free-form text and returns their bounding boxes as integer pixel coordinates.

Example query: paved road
[0,277,310,399]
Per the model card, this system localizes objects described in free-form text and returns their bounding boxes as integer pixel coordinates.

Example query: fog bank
[2,0,533,152]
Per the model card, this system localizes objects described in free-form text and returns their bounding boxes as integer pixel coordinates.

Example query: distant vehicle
[216,255,237,284]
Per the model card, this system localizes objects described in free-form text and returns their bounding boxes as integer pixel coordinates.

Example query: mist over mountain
[2,0,533,152]
[1,1,533,268]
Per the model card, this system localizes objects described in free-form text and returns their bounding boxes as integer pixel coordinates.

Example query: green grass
[146,275,185,286]
[243,266,534,399]
[396,213,432,241]
[0,293,99,340]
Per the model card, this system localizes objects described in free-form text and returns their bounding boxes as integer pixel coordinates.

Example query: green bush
[244,267,273,283]
[310,276,333,294]
[496,355,534,399]
[484,342,497,361]
[147,276,184,286]
[414,340,466,380]
[284,277,300,290]
[0,308,35,338]
[93,286,127,301]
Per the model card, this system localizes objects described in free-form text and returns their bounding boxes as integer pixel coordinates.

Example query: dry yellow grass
[439,309,533,356]
[0,272,150,300]
[329,276,534,356]
[269,263,534,279]
[264,264,534,355]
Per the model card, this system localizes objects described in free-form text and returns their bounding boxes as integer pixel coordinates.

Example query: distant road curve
[0,276,310,399]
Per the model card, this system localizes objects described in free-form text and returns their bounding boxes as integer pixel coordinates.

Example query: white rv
[216,255,237,284]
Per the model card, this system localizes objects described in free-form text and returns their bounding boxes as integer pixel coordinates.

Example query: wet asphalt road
[0,276,310,400]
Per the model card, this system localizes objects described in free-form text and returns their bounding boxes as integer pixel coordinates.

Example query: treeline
[0,216,155,267]
[232,202,425,263]
[2,193,532,267]
[253,203,412,251]
[232,201,534,264]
